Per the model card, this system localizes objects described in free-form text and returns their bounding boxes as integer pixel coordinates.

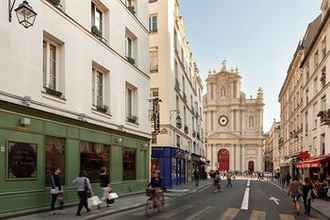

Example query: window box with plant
[96,104,109,114]
[47,0,63,9]
[127,115,138,124]
[126,56,135,65]
[44,87,63,98]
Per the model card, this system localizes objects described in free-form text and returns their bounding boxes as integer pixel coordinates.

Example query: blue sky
[180,0,321,131]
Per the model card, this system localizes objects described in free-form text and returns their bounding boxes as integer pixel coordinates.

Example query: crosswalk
[138,206,321,220]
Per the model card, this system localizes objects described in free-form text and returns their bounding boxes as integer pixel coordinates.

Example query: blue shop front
[151,147,187,188]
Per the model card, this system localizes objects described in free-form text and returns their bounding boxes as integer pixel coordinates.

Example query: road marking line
[158,205,193,218]
[240,187,250,210]
[249,210,266,220]
[186,206,213,220]
[279,214,295,220]
[218,208,240,220]
[247,179,251,187]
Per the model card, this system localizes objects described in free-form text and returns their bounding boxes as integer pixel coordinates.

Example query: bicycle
[145,188,165,216]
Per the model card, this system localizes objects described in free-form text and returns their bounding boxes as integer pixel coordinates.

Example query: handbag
[108,192,119,200]
[88,196,102,208]
[50,176,63,194]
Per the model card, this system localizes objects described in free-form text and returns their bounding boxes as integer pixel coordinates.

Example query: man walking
[226,172,233,188]
[193,168,200,187]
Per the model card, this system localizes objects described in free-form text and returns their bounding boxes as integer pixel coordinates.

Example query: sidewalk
[6,180,211,220]
[269,180,330,220]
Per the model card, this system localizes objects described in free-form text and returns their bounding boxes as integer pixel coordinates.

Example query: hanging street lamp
[9,0,37,28]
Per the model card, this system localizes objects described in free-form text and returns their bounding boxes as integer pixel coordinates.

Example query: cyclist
[148,172,162,208]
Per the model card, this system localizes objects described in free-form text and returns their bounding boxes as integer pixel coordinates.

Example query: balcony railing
[91,26,108,45]
[318,109,330,126]
[127,6,136,15]
[96,105,109,114]
[127,115,138,124]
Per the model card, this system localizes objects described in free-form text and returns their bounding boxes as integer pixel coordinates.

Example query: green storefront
[0,101,149,217]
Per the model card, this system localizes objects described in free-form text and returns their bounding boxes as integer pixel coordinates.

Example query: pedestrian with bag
[72,170,92,216]
[288,176,302,216]
[302,177,315,216]
[49,168,64,215]
[99,166,110,208]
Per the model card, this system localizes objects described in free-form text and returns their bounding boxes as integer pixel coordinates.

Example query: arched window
[248,116,255,128]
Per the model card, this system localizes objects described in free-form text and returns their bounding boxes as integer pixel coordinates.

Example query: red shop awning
[296,154,330,169]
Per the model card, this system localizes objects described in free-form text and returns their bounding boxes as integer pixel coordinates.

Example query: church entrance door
[248,161,255,173]
[218,149,229,172]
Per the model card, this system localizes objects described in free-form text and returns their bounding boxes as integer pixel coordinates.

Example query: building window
[321,67,327,87]
[322,36,327,58]
[91,2,103,36]
[313,77,318,95]
[150,47,159,73]
[92,63,110,113]
[150,88,159,98]
[149,0,157,3]
[321,95,326,111]
[176,135,181,147]
[149,14,158,32]
[151,134,157,144]
[7,142,37,179]
[220,86,226,97]
[43,35,64,97]
[305,111,309,136]
[80,141,110,183]
[126,0,136,14]
[45,137,65,186]
[125,29,137,65]
[176,95,179,111]
[305,89,309,104]
[321,133,326,155]
[126,83,138,124]
[314,50,319,69]
[123,148,136,180]
[306,62,310,79]
[313,102,317,129]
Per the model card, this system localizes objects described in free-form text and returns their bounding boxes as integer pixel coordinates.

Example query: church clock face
[218,115,229,127]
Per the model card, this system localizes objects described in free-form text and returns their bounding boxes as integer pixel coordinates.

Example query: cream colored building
[278,0,330,178]
[148,0,205,184]
[204,62,264,172]
[264,120,281,172]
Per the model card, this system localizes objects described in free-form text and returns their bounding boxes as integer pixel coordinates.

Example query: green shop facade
[0,101,150,217]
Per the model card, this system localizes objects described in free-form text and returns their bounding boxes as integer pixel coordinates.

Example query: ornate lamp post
[9,0,37,28]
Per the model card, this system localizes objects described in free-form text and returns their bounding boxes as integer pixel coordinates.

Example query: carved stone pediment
[207,132,241,139]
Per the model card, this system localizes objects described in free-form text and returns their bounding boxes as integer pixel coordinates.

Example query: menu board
[8,142,37,178]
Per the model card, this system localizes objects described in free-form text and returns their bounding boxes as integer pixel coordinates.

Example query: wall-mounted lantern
[9,0,37,28]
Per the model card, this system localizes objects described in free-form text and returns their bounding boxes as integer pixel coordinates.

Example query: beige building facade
[204,63,264,173]
[264,120,281,172]
[148,0,205,186]
[278,0,330,178]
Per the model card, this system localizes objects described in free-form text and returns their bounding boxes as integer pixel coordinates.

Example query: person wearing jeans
[72,171,92,216]
[303,177,313,216]
[50,168,64,214]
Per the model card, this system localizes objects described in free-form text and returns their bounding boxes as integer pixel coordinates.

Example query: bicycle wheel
[145,199,154,217]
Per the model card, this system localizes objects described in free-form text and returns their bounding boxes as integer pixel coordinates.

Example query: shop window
[80,142,110,183]
[7,141,37,179]
[45,137,65,186]
[123,148,136,180]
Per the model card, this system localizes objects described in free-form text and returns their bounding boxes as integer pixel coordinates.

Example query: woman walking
[99,167,110,207]
[302,177,313,216]
[72,171,92,216]
[50,168,64,215]
[288,176,302,216]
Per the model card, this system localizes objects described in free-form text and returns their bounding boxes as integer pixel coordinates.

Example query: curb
[268,181,330,220]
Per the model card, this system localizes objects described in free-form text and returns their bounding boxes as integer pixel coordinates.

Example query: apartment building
[278,0,330,179]
[0,0,150,216]
[264,120,281,173]
[148,0,205,188]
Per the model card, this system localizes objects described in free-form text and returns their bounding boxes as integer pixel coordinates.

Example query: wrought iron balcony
[317,109,330,126]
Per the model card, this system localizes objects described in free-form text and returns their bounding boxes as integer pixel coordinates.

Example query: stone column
[258,145,263,171]
[233,144,237,171]
[242,145,246,171]
[211,144,214,169]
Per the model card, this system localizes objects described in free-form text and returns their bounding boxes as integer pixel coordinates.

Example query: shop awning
[296,154,330,169]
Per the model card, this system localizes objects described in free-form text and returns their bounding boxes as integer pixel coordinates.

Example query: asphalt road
[97,179,327,220]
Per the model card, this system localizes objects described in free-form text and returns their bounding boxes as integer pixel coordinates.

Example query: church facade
[204,62,265,173]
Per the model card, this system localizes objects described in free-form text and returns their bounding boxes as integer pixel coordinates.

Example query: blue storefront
[151,147,187,188]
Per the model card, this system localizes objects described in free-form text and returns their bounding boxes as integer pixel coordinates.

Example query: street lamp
[9,0,37,28]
